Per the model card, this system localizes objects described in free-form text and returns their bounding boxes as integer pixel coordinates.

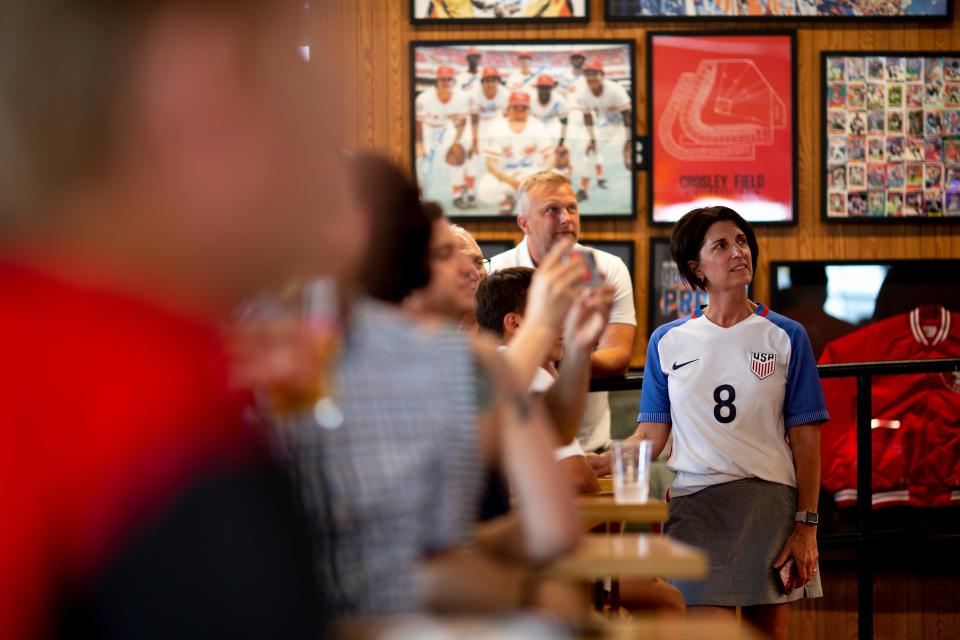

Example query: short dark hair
[670,206,759,291]
[422,201,444,223]
[475,267,534,338]
[351,155,431,302]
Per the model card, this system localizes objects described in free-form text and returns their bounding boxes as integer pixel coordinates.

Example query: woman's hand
[584,451,611,477]
[774,524,818,587]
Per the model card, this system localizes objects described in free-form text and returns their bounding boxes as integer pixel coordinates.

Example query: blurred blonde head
[0,0,363,310]
[449,223,487,285]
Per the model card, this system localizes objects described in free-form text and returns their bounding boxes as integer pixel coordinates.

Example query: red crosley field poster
[650,33,795,224]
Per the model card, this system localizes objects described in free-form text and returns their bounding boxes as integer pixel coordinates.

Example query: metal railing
[591,358,960,640]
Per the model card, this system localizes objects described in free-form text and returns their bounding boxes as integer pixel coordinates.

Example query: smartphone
[775,558,797,594]
[564,249,603,287]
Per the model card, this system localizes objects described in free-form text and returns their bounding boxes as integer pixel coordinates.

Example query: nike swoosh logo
[672,359,700,370]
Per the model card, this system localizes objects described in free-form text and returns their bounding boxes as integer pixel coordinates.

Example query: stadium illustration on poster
[822,52,960,221]
[648,32,796,225]
[412,0,588,23]
[411,40,636,219]
[605,0,951,20]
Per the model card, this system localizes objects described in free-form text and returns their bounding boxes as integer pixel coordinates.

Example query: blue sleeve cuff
[637,412,671,423]
[785,410,830,428]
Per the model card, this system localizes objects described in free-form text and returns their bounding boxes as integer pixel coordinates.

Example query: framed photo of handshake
[410,40,637,219]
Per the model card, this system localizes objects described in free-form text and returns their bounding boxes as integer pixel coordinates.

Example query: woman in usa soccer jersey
[630,206,828,640]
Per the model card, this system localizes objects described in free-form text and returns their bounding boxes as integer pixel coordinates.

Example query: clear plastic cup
[612,440,652,504]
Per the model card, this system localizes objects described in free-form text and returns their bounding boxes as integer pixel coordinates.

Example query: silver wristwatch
[795,511,819,525]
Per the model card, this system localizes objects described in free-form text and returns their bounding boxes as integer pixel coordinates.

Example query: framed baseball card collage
[823,53,960,220]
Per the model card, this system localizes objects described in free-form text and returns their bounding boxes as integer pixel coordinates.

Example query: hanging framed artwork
[411,39,636,220]
[412,0,588,24]
[606,0,951,21]
[822,52,960,221]
[647,31,797,226]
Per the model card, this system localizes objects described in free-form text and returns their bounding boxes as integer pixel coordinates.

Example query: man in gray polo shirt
[489,171,636,451]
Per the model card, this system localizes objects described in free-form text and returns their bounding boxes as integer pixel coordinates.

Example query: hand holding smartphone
[562,249,603,288]
[775,558,797,594]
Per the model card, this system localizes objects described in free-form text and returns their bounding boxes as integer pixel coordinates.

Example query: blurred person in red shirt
[0,0,363,638]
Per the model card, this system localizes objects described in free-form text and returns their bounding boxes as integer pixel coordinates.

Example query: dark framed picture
[477,239,516,260]
[769,259,960,357]
[579,239,635,282]
[821,52,960,222]
[648,237,708,336]
[411,40,637,220]
[606,0,952,21]
[647,32,797,226]
[412,0,588,24]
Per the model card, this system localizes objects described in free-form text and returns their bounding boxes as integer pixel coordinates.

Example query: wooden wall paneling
[322,0,960,366]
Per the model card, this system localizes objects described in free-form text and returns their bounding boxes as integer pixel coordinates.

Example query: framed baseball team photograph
[410,40,637,220]
[411,0,588,23]
[822,52,960,222]
[647,31,797,226]
[605,0,952,21]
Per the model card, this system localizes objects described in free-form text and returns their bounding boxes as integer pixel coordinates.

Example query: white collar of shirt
[516,237,585,269]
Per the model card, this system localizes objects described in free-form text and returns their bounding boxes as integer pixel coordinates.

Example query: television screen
[769,259,960,358]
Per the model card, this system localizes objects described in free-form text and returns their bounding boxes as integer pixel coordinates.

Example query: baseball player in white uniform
[456,47,483,95]
[480,91,555,215]
[415,65,469,204]
[464,67,510,208]
[573,60,632,202]
[506,51,541,93]
[529,74,573,183]
[558,50,588,98]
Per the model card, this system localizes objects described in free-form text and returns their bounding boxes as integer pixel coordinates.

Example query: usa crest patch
[750,352,776,380]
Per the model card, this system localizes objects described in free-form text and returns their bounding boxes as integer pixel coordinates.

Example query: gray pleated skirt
[664,477,823,607]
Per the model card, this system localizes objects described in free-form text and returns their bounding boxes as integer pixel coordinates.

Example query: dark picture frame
[821,51,960,222]
[411,39,637,220]
[647,237,707,336]
[605,0,952,21]
[477,239,516,260]
[579,239,636,283]
[412,0,589,25]
[647,31,798,227]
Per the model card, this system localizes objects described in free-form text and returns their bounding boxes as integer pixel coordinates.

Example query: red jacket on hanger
[819,306,960,508]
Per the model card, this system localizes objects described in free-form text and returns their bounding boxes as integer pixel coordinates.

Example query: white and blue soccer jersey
[637,304,829,498]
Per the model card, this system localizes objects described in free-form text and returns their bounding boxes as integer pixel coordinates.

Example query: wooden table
[541,533,707,581]
[577,493,668,524]
[585,616,763,640]
[342,614,761,640]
